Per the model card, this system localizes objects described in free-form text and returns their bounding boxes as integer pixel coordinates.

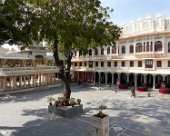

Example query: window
[94,48,98,55]
[168,61,170,67]
[157,61,162,67]
[114,61,117,67]
[146,42,149,52]
[107,61,111,67]
[138,61,142,67]
[145,59,153,68]
[79,49,83,56]
[168,42,170,53]
[155,41,162,52]
[112,44,116,54]
[107,47,110,55]
[150,42,153,51]
[95,62,98,67]
[89,61,93,68]
[84,62,87,67]
[89,49,92,56]
[121,61,125,67]
[101,62,104,67]
[130,61,134,67]
[75,62,77,66]
[130,45,134,53]
[122,46,126,54]
[101,48,104,55]
[136,42,142,52]
[79,62,82,67]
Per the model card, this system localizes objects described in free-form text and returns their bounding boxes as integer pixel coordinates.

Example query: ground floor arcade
[73,71,170,89]
[0,73,61,91]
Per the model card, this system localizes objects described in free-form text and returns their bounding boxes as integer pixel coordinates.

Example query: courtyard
[0,84,170,136]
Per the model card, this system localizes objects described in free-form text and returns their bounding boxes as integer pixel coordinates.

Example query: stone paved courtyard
[0,84,170,136]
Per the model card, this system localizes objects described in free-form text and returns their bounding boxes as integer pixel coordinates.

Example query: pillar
[112,73,114,85]
[153,75,156,89]
[93,73,96,84]
[99,72,101,85]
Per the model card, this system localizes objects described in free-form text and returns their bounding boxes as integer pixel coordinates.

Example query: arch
[129,45,134,53]
[100,72,105,83]
[146,74,153,87]
[107,47,110,55]
[79,49,83,56]
[121,46,126,54]
[94,48,98,55]
[168,42,170,53]
[107,73,112,84]
[101,47,104,55]
[120,73,127,84]
[155,75,163,88]
[136,42,142,53]
[137,74,144,86]
[146,42,149,52]
[113,73,118,84]
[89,49,92,56]
[95,72,99,83]
[129,73,134,86]
[112,44,116,54]
[155,41,162,52]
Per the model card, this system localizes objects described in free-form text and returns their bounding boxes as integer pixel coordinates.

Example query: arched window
[89,49,92,56]
[122,46,126,54]
[94,48,98,55]
[79,49,83,56]
[168,42,170,53]
[112,44,116,54]
[129,45,134,53]
[150,42,153,51]
[155,41,162,51]
[136,42,142,53]
[101,47,104,55]
[107,47,110,55]
[146,42,149,52]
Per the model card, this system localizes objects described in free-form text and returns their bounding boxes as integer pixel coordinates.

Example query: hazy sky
[101,0,170,25]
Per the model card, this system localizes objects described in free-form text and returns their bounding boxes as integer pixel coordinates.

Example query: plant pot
[91,115,109,136]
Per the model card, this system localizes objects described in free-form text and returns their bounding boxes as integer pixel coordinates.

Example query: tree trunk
[66,52,72,82]
[53,39,71,104]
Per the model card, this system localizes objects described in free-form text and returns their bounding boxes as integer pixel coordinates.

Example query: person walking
[131,86,136,97]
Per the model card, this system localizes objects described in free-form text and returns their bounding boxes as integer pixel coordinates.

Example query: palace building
[71,16,170,90]
[0,44,61,94]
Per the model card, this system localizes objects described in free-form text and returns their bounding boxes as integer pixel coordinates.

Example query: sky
[100,0,170,25]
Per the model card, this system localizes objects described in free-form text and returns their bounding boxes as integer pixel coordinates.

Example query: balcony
[0,65,59,76]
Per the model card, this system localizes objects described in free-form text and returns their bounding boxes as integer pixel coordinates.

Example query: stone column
[144,74,147,86]
[38,74,41,86]
[112,73,114,85]
[31,75,34,87]
[0,78,2,90]
[153,75,156,89]
[127,74,129,83]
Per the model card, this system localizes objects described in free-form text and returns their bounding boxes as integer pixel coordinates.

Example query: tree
[1,0,121,105]
[0,0,39,45]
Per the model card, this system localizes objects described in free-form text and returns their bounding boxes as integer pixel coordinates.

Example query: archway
[137,74,144,86]
[100,72,105,84]
[107,73,112,84]
[95,72,99,83]
[120,73,127,84]
[129,73,134,86]
[113,73,118,84]
[146,74,153,87]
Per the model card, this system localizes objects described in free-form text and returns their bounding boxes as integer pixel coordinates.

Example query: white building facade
[71,17,170,89]
[0,44,61,94]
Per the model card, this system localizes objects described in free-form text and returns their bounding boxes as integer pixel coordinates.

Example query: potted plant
[69,98,77,107]
[91,101,109,136]
[47,96,55,105]
[77,99,81,105]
